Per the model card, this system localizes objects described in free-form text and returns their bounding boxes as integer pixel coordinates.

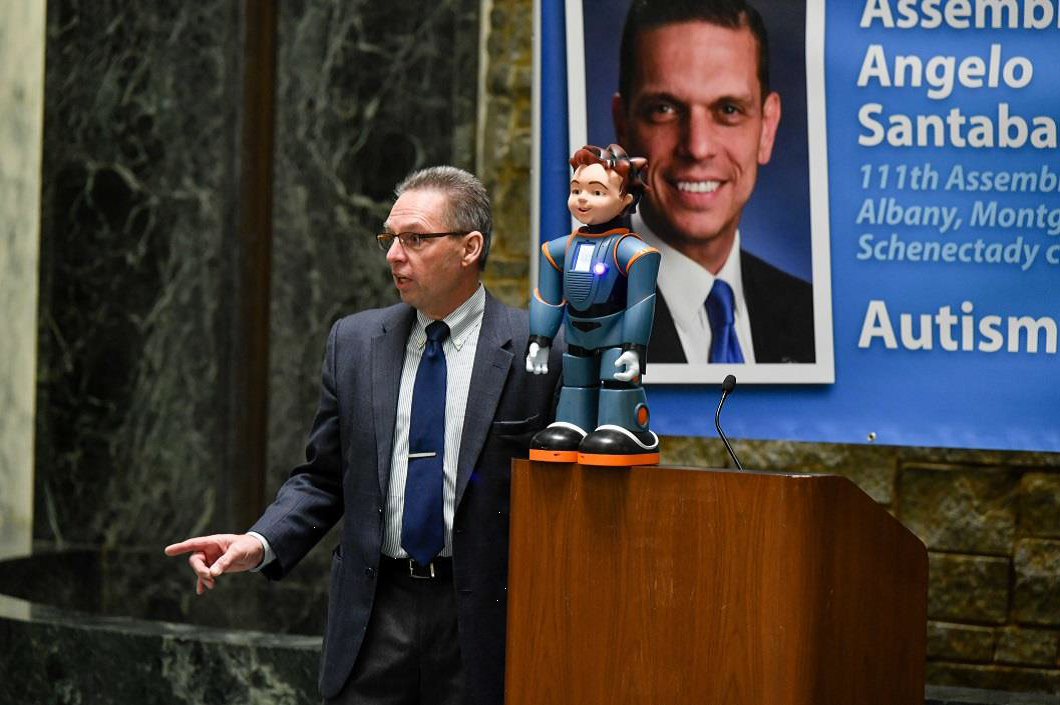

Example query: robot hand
[613,350,641,382]
[526,341,550,374]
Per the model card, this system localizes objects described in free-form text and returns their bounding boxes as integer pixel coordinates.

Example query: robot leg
[577,347,660,466]
[530,349,599,462]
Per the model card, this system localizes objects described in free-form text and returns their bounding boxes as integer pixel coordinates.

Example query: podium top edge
[653,465,822,478]
[515,460,834,479]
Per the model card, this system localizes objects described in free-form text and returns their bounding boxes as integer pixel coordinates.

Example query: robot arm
[618,236,660,338]
[613,237,660,378]
[527,238,568,374]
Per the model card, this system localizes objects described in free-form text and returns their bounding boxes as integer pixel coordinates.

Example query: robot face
[568,163,633,226]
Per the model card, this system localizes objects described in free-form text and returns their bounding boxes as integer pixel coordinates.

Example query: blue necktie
[401,320,449,564]
[706,279,744,363]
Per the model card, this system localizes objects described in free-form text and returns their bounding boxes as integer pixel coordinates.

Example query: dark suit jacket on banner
[649,250,815,364]
[250,291,560,704]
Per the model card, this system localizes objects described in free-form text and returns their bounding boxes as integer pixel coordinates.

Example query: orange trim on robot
[572,227,628,239]
[564,233,578,260]
[577,451,660,467]
[533,288,565,307]
[624,247,659,274]
[541,243,562,272]
[613,234,634,274]
[530,448,579,462]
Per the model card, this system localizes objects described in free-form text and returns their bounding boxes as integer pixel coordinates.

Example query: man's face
[568,162,632,226]
[383,188,479,319]
[614,21,780,258]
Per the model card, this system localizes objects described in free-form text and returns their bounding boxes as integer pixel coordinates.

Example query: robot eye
[593,263,608,276]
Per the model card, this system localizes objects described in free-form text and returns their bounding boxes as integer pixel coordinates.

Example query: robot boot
[578,426,659,465]
[577,385,659,466]
[530,422,588,462]
[530,384,597,462]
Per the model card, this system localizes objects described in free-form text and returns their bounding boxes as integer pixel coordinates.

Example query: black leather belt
[380,555,453,579]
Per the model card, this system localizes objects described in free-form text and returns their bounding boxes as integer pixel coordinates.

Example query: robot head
[567,144,648,226]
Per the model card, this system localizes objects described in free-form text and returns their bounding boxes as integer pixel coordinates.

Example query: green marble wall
[32,0,483,554]
[266,0,480,499]
[0,0,46,560]
[34,1,242,548]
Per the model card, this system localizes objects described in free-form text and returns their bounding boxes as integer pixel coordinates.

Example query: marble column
[34,1,242,548]
[0,0,46,560]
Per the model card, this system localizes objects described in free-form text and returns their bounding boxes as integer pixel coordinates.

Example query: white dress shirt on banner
[632,212,756,364]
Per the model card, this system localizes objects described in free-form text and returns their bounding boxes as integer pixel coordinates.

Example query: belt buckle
[408,560,435,579]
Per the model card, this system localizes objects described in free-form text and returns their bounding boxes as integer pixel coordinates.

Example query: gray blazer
[250,290,561,703]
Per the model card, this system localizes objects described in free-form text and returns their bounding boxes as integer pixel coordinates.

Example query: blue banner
[534,0,1060,451]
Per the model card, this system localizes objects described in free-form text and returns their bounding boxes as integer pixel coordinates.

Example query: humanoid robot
[526,144,661,465]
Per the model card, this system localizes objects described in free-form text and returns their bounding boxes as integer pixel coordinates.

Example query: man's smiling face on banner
[614,20,780,256]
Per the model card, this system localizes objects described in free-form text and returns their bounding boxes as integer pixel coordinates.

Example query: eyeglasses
[376,231,468,252]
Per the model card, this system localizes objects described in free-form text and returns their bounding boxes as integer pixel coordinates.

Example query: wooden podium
[505,460,928,705]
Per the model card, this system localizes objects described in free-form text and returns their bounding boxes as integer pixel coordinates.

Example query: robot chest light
[564,238,620,308]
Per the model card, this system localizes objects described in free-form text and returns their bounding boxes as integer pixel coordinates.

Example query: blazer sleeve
[250,319,347,579]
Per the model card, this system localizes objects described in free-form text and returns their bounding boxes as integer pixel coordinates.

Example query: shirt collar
[411,283,486,351]
[632,212,745,329]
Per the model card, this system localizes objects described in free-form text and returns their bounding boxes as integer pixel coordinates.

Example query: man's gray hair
[394,166,493,269]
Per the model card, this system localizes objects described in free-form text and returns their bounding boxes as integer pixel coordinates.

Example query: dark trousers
[325,559,467,705]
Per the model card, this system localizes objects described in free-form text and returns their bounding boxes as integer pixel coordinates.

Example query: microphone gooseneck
[715,374,744,471]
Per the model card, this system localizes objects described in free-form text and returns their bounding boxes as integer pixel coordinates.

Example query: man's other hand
[164,533,264,595]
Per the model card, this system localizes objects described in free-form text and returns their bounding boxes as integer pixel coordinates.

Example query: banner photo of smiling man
[537,0,1060,451]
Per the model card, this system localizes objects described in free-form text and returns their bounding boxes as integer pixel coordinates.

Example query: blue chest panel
[563,235,624,312]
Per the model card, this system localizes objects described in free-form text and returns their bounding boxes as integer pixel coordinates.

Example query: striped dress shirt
[382,284,485,559]
[251,284,486,569]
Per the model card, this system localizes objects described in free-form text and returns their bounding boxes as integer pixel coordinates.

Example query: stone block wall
[478,0,534,308]
[640,442,1060,692]
[900,462,1060,691]
[667,443,1060,692]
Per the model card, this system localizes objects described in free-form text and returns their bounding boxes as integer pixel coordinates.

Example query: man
[165,166,561,705]
[613,0,815,364]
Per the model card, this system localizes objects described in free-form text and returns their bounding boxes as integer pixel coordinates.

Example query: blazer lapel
[648,291,687,363]
[740,249,774,363]
[455,292,513,509]
[372,305,416,499]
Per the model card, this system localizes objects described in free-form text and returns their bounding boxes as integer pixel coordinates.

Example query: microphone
[714,374,744,471]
